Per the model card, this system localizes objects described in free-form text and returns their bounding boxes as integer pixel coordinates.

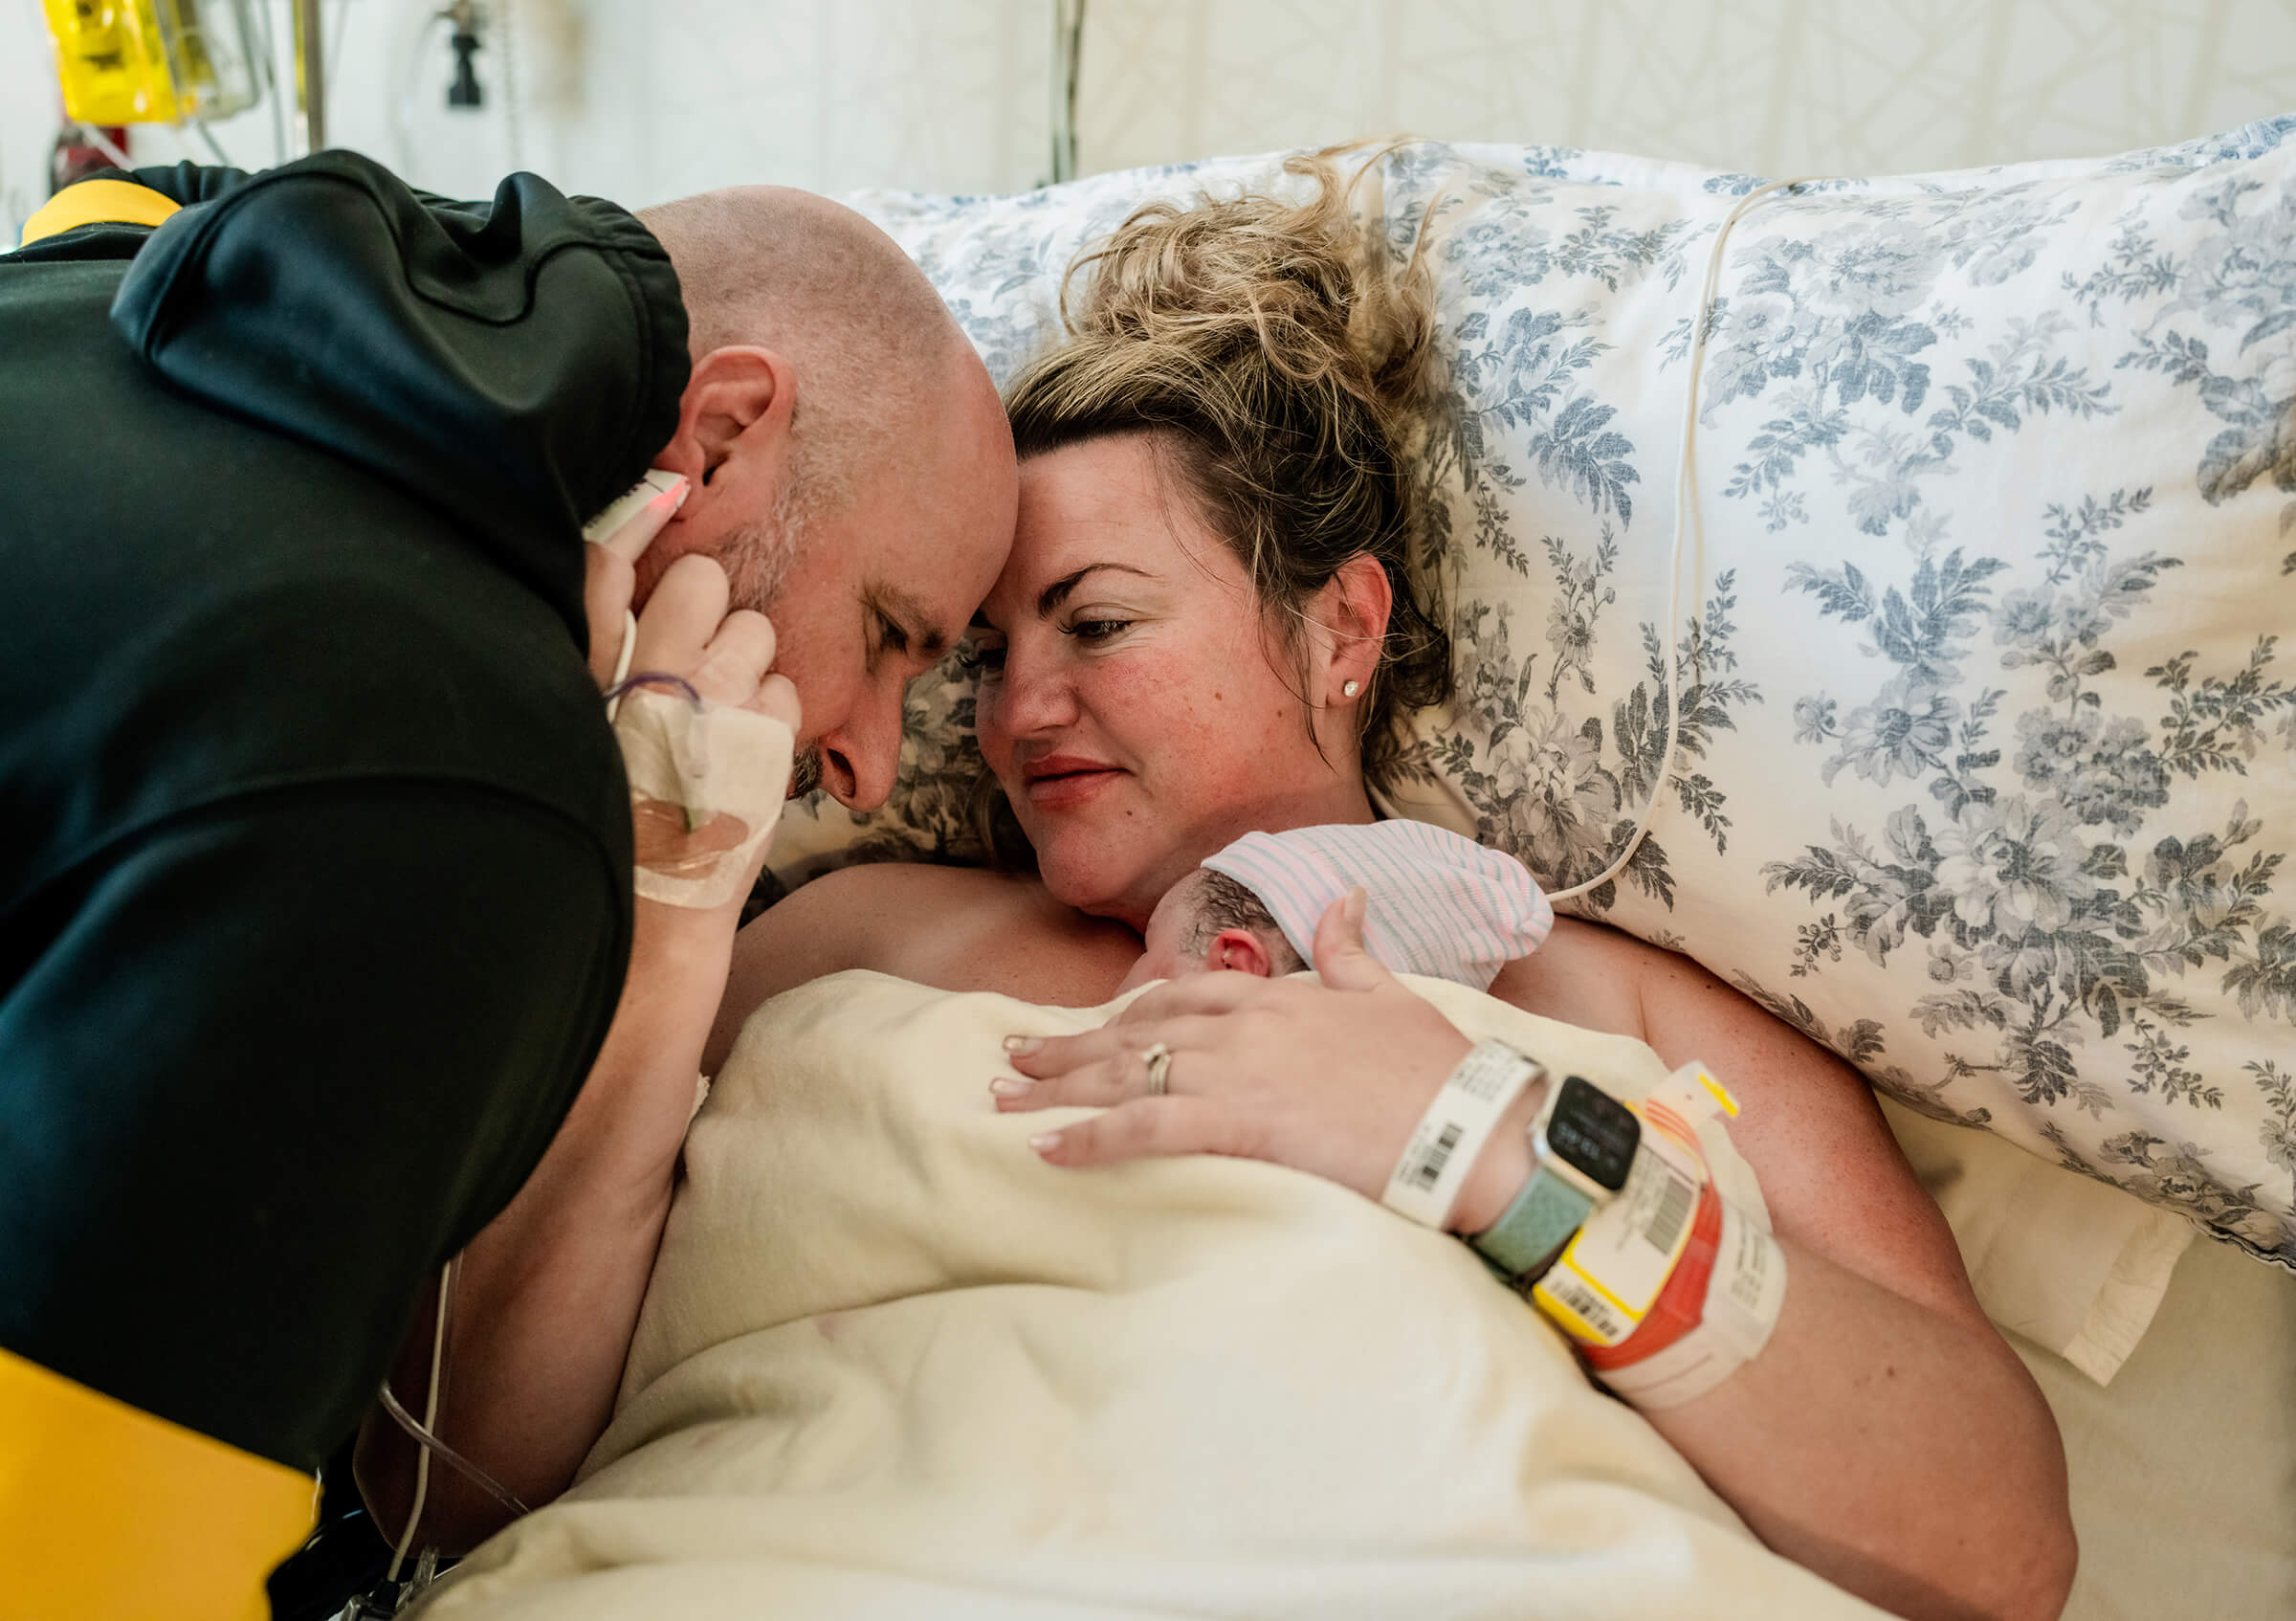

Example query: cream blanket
[419,970,1882,1619]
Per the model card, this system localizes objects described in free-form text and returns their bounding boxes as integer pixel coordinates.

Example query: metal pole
[290,0,327,157]
[1048,0,1084,186]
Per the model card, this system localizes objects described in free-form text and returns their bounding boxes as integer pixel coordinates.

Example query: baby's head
[1123,868,1307,992]
[1117,821,1554,994]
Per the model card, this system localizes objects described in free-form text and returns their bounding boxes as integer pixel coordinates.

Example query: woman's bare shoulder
[1485,915,1660,1041]
[709,863,1008,1068]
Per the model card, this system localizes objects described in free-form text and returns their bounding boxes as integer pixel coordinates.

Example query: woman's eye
[1068,618,1133,644]
[956,643,1005,677]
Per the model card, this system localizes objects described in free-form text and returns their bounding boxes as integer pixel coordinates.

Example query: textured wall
[8,1,2296,235]
[1079,0,2296,180]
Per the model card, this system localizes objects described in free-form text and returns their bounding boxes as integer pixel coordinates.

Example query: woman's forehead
[1002,440,1240,608]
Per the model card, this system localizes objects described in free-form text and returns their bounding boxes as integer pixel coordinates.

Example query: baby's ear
[1204,927,1278,978]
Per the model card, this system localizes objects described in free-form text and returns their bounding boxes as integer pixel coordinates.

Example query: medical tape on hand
[611,680,793,909]
[1382,1040,1537,1230]
[1544,1065,1788,1410]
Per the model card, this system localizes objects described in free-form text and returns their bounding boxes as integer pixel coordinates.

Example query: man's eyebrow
[874,585,951,659]
[1039,563,1153,617]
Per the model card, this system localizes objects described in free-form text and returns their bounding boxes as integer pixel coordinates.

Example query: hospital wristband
[1527,1109,1707,1349]
[1382,1040,1539,1230]
[1583,1190,1788,1410]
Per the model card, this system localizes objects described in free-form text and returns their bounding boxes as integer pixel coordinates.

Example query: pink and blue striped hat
[1201,821,1554,990]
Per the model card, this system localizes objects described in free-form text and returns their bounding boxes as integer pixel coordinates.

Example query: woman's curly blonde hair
[1002,144,1452,794]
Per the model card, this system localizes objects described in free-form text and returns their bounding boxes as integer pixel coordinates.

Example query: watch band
[1469,1163,1595,1287]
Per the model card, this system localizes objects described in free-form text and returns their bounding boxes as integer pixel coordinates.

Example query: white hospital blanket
[418,970,1883,1620]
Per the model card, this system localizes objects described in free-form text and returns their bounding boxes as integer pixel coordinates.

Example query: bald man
[0,152,1013,1615]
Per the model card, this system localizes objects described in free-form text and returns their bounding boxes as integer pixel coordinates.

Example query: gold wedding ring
[1142,1042,1174,1097]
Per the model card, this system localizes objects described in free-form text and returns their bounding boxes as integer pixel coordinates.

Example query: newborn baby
[1116,820,1555,994]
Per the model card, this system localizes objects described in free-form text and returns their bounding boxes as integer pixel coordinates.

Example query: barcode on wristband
[1644,1166,1696,1255]
[1382,1043,1540,1230]
[1534,1267,1630,1343]
[1403,1121,1467,1191]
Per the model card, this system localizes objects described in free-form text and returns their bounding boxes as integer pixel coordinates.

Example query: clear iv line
[1543,175,1827,906]
[376,1252,532,1584]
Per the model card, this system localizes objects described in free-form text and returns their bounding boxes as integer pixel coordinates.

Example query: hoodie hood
[107,151,689,647]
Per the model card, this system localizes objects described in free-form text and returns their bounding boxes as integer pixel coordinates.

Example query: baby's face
[1114,874,1207,995]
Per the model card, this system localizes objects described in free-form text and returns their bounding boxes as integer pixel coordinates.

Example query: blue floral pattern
[773,123,2296,1268]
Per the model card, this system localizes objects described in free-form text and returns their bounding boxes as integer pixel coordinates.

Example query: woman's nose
[981,644,1076,741]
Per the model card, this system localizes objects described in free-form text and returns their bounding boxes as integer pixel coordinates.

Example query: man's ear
[652,344,793,500]
[1311,554,1394,704]
[1203,927,1279,978]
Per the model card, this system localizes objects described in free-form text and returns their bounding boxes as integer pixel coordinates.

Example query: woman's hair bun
[1053,144,1438,443]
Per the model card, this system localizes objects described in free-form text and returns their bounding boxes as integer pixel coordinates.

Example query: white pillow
[775,121,2296,1274]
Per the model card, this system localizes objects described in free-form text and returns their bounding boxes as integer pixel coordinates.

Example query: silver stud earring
[1341,679,1361,699]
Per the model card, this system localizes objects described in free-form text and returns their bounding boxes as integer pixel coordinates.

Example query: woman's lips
[1022,759,1124,811]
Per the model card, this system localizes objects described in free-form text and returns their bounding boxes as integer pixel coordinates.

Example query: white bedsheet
[415,970,1882,1620]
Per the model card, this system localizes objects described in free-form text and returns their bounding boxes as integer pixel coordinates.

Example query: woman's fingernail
[1003,1034,1043,1055]
[1028,1132,1061,1154]
[989,1077,1032,1098]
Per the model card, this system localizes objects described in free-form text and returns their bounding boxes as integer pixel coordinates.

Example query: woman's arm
[1002,902,2075,1621]
[1550,929,2074,1621]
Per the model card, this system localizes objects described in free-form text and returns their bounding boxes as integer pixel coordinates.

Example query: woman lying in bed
[389,152,2074,1621]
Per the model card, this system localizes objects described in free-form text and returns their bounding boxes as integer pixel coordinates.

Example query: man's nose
[818,681,906,813]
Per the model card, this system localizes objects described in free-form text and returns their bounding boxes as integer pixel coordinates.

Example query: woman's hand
[998,891,1527,1220]
[615,552,803,915]
[584,539,638,691]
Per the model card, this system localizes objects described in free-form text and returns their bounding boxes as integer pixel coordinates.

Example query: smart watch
[1469,1070,1644,1289]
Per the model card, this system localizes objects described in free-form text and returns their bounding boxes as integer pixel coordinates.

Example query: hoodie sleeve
[106,150,690,648]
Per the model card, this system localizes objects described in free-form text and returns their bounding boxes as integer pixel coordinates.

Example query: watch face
[1548,1075,1642,1193]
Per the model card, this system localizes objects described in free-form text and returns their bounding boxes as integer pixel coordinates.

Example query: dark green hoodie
[0,153,686,1472]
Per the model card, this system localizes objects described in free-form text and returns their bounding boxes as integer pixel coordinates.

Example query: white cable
[497,0,522,171]
[75,122,135,172]
[392,11,450,181]
[326,0,352,93]
[384,1257,453,1584]
[1543,175,1825,906]
[185,118,232,168]
[254,0,287,166]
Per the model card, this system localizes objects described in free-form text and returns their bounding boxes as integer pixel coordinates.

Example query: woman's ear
[652,345,794,501]
[1313,554,1394,705]
[1203,927,1279,978]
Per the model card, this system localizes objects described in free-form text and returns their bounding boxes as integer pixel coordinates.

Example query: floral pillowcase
[775,122,2296,1271]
